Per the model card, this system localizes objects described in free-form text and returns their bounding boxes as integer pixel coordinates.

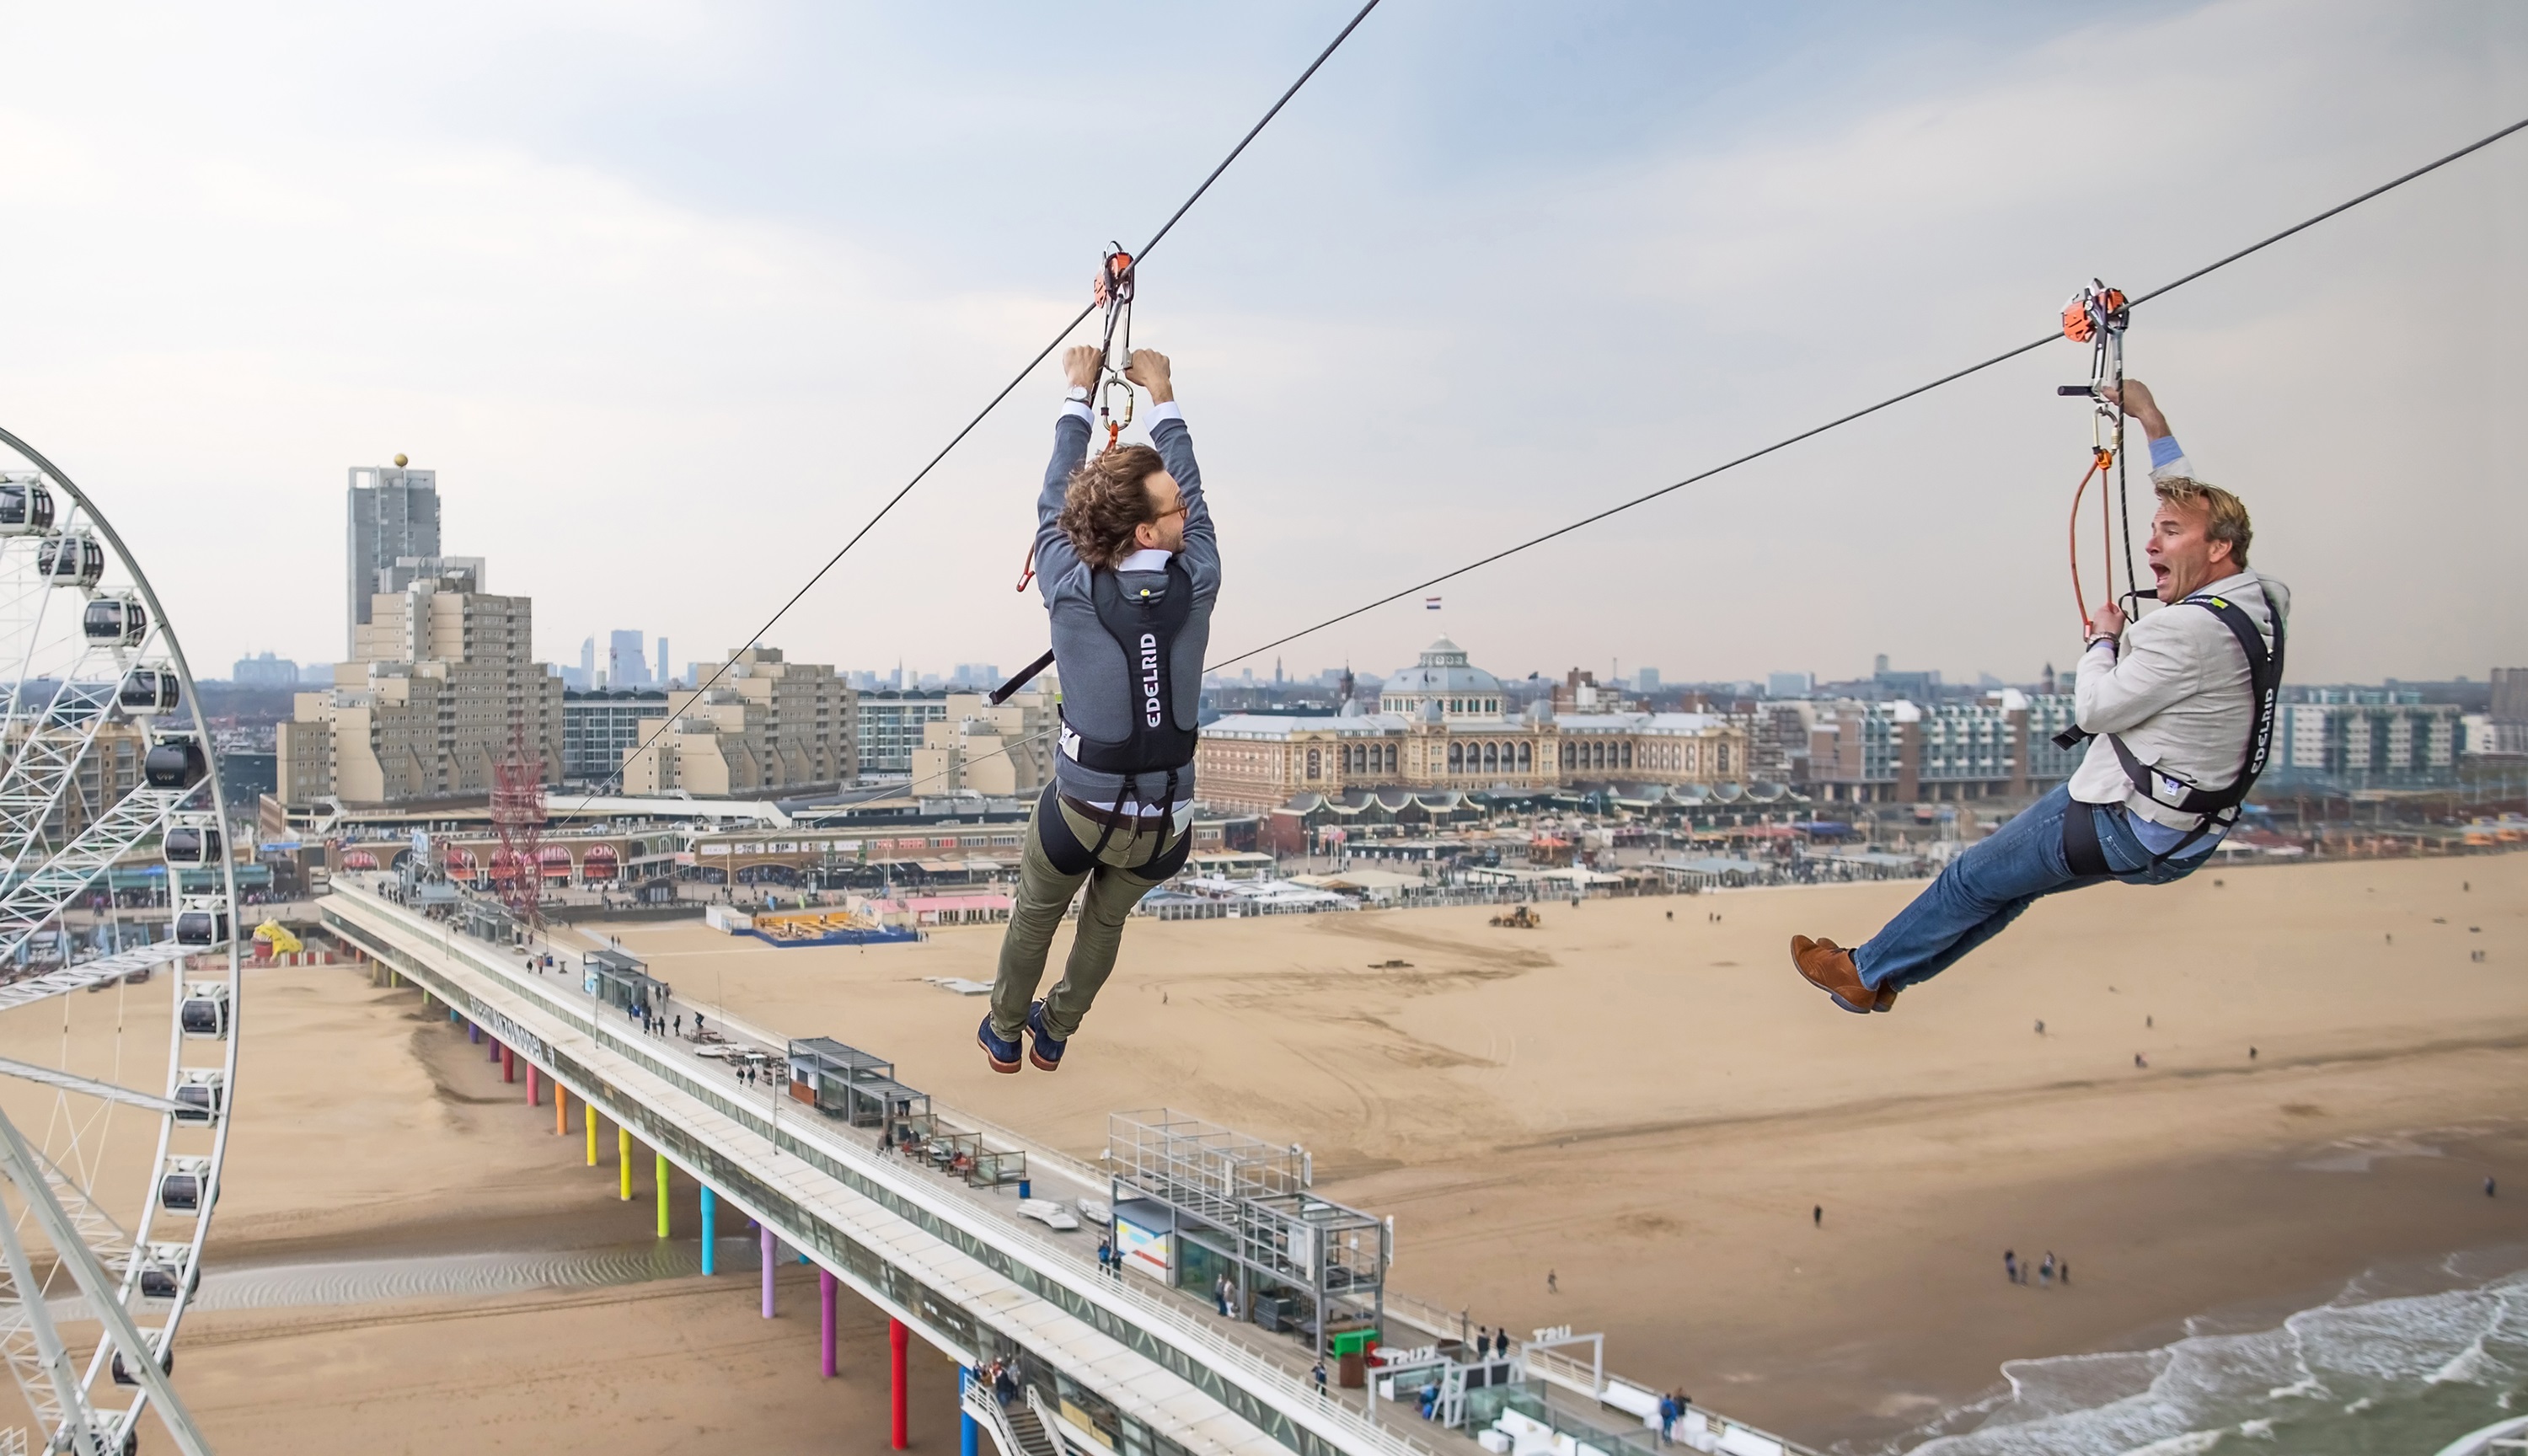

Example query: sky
[0,0,2520,691]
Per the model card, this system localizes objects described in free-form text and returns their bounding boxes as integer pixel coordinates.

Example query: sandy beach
[3,850,2515,1451]
[592,850,2528,1446]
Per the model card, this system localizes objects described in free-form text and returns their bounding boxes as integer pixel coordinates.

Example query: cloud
[0,0,2517,691]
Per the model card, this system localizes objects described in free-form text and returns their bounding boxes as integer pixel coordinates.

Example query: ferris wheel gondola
[0,431,235,1456]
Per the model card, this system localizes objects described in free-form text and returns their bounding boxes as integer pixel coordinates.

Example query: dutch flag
[1424,597,1442,611]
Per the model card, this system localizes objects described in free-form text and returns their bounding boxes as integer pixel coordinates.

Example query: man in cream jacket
[1792,380,2288,1013]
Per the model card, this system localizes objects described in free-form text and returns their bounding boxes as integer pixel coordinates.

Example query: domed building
[1195,634,1752,814]
[1377,638,1504,720]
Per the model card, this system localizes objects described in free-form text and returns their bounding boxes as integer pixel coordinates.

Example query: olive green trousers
[988,792,1179,1041]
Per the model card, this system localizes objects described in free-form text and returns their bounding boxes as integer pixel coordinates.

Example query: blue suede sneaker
[977,1014,1022,1074]
[1026,1000,1067,1072]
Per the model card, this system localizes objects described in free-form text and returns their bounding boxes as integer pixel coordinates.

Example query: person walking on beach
[1546,1269,1558,1294]
[980,344,1213,1076]
[1792,382,2286,1013]
[2004,1249,2018,1284]
[2039,1252,2056,1287]
[1812,1204,1823,1227]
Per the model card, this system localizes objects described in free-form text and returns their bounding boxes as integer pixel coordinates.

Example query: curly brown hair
[1057,444,1166,570]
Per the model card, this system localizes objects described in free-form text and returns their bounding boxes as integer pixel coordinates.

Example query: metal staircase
[960,1378,1060,1456]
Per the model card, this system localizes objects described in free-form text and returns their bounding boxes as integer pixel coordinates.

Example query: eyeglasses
[1150,502,1187,522]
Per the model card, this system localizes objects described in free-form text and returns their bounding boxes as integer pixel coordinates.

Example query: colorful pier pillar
[586,1110,598,1166]
[655,1154,670,1239]
[960,1369,979,1456]
[500,1044,514,1081]
[525,1064,539,1105]
[467,1021,480,1043]
[819,1268,838,1377]
[699,1188,717,1275]
[761,1228,776,1317]
[890,1319,910,1449]
[554,1084,568,1136]
[618,1127,632,1201]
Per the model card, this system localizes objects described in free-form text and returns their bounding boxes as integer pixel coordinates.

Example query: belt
[1059,795,1175,832]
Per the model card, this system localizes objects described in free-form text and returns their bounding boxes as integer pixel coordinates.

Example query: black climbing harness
[2057,592,2286,872]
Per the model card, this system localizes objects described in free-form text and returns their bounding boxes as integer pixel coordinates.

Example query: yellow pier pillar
[618,1127,632,1201]
[655,1154,670,1239]
[586,1111,599,1167]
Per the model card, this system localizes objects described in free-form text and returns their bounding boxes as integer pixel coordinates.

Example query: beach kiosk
[582,946,666,1015]
[785,1036,932,1130]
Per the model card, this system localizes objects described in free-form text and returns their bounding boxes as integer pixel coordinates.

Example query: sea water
[1891,1260,2528,1454]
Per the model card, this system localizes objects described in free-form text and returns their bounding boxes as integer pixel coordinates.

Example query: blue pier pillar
[960,1368,979,1456]
[700,1187,717,1275]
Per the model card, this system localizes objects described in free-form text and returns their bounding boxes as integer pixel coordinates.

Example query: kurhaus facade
[1196,638,1749,814]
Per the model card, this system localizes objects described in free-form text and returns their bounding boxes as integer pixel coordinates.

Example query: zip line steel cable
[1206,112,2528,675]
[552,0,1381,824]
[586,104,2521,827]
[596,118,2526,858]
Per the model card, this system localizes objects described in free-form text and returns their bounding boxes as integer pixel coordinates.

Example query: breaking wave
[1895,1265,2528,1454]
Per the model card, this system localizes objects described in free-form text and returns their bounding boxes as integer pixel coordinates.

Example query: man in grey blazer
[1792,381,2288,1013]
[980,343,1216,1073]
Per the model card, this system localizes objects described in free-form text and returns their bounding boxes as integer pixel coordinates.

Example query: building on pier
[1107,1110,1390,1384]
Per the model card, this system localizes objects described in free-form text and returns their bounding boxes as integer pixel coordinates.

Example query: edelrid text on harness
[2054,592,2286,870]
[1047,555,1201,861]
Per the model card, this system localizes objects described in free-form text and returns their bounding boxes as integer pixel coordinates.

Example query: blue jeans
[1854,785,2211,993]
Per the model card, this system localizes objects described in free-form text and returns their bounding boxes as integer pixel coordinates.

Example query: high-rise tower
[345,457,441,656]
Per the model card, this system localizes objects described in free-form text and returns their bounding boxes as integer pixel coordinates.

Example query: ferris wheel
[0,426,234,1456]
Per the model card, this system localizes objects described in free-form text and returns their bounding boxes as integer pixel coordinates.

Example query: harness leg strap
[2062,799,2113,879]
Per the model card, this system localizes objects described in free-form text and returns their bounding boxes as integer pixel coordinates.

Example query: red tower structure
[492,726,547,928]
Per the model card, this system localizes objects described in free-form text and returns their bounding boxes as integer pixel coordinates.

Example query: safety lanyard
[1015,245,1142,595]
[1094,243,1137,453]
[2055,279,2137,634]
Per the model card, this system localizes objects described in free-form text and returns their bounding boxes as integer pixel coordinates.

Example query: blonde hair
[2154,477,2251,569]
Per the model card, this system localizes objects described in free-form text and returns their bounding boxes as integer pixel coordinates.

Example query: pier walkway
[319,879,1476,1456]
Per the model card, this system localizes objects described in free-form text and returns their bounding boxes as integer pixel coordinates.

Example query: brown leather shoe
[1792,935,1896,1014]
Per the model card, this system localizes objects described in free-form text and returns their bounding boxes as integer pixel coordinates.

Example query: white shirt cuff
[1058,397,1092,424]
[1145,400,1183,428]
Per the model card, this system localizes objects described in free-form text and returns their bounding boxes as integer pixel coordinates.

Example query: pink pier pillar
[760,1228,777,1318]
[819,1267,838,1377]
